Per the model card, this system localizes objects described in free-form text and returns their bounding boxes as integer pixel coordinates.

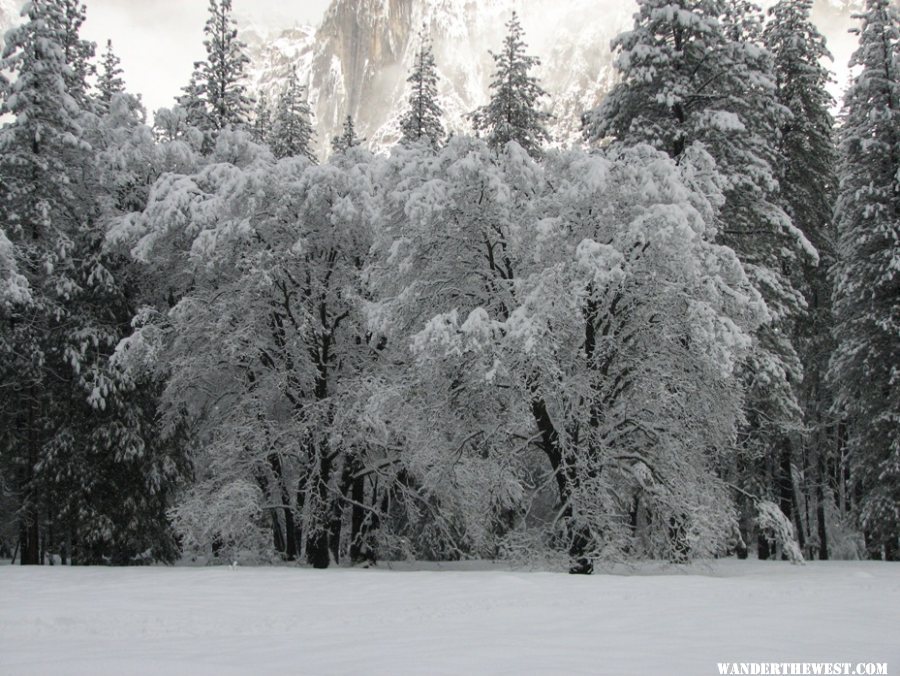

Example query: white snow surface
[1,560,898,675]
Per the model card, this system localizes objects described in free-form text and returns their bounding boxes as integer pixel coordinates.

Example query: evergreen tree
[0,0,182,565]
[201,0,253,131]
[763,0,840,560]
[270,67,316,162]
[469,12,552,158]
[97,39,126,109]
[177,63,210,131]
[0,0,85,564]
[58,0,95,106]
[331,115,364,154]
[829,0,900,560]
[252,91,272,145]
[399,29,444,150]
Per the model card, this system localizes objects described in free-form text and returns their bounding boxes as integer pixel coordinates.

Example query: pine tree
[829,0,900,560]
[201,0,253,131]
[469,12,551,158]
[331,115,364,154]
[58,0,95,106]
[177,63,210,131]
[399,29,444,150]
[252,91,272,145]
[97,39,126,109]
[0,0,182,565]
[0,0,86,564]
[763,0,840,560]
[270,66,316,162]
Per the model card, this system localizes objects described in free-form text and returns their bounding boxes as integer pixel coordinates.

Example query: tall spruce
[829,0,900,560]
[469,12,551,158]
[399,29,444,150]
[201,0,253,131]
[270,66,316,162]
[763,0,840,560]
[97,39,126,109]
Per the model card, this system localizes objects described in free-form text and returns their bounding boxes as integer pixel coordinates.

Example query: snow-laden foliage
[0,0,184,565]
[584,0,825,560]
[331,115,364,155]
[122,140,378,566]
[367,139,765,564]
[829,0,900,558]
[469,12,552,158]
[399,29,445,150]
[96,39,125,111]
[763,0,841,560]
[269,66,316,162]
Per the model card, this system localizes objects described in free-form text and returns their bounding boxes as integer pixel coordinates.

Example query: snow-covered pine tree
[399,28,444,150]
[763,0,840,560]
[200,0,253,131]
[270,66,316,162]
[177,63,211,132]
[585,0,815,558]
[0,0,183,566]
[0,0,82,565]
[469,12,551,158]
[331,115,363,154]
[252,91,272,145]
[829,0,900,561]
[58,0,95,106]
[97,39,126,110]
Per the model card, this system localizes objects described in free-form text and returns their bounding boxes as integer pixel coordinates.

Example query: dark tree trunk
[21,509,40,565]
[776,437,803,558]
[757,532,772,560]
[327,464,353,565]
[531,397,593,574]
[283,505,298,561]
[306,530,330,569]
[306,450,333,569]
[271,509,286,555]
[815,454,829,560]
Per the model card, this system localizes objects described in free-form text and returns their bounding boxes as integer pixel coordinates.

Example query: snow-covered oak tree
[368,137,765,568]
[118,133,379,566]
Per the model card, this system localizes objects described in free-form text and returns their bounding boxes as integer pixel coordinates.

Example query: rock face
[245,0,634,157]
[245,0,860,158]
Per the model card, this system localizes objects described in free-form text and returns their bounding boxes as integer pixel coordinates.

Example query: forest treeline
[0,0,897,569]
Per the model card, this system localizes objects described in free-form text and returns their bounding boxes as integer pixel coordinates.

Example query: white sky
[78,0,332,113]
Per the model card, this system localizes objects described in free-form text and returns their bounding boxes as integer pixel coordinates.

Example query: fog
[57,0,859,116]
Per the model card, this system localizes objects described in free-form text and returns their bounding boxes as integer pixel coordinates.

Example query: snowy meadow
[1,560,898,675]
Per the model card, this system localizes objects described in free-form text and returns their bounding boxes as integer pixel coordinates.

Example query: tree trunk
[530,397,593,573]
[815,453,829,560]
[757,532,772,560]
[349,471,367,564]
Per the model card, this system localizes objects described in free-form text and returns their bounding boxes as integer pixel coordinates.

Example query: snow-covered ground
[1,560,897,675]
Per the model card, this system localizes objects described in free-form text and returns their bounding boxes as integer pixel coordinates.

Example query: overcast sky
[79,0,332,113]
